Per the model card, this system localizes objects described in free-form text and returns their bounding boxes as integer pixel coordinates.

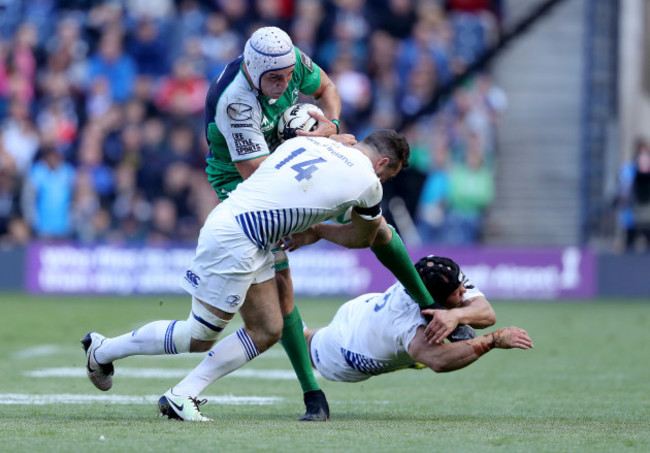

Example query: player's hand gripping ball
[277,103,324,143]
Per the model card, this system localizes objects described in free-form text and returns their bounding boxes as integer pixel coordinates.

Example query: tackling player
[302,255,534,383]
[82,130,412,421]
[201,26,441,421]
[305,255,533,382]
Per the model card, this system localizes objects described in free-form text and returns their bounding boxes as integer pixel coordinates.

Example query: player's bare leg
[161,281,283,421]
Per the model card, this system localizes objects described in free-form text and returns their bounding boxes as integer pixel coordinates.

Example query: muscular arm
[312,69,341,121]
[408,325,534,373]
[422,295,496,344]
[234,155,268,180]
[314,211,381,249]
[444,295,496,329]
[297,69,341,137]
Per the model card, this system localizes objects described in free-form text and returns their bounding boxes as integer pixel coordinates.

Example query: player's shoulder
[218,71,258,106]
[294,46,316,73]
[216,75,262,124]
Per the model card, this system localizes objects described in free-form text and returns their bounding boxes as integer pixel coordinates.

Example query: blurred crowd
[615,138,650,252]
[0,0,505,247]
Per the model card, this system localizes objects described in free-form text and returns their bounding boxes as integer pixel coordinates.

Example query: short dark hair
[415,255,463,304]
[360,129,410,170]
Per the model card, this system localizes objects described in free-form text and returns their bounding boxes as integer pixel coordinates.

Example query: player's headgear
[244,26,296,90]
[415,255,464,304]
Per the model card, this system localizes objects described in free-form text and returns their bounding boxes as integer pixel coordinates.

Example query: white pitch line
[13,345,288,360]
[24,367,318,380]
[12,345,60,359]
[0,393,282,406]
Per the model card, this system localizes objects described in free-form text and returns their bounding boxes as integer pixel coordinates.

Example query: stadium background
[0,0,648,299]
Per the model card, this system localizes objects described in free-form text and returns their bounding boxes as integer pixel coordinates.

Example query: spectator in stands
[445,132,494,244]
[44,17,88,93]
[75,124,115,205]
[5,22,39,104]
[1,98,40,177]
[371,0,418,40]
[127,18,170,78]
[0,163,22,241]
[147,197,178,244]
[86,30,137,103]
[200,12,242,79]
[317,0,369,71]
[71,169,102,242]
[627,139,650,251]
[154,57,209,118]
[416,127,451,243]
[328,51,372,134]
[23,145,76,239]
[111,162,149,241]
[138,116,168,199]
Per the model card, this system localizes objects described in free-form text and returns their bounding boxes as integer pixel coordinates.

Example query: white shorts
[180,204,275,313]
[310,304,371,383]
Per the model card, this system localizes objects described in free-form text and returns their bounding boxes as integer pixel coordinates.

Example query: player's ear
[374,157,390,172]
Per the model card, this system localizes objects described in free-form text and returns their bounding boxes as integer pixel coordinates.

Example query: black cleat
[81,331,114,391]
[299,389,330,421]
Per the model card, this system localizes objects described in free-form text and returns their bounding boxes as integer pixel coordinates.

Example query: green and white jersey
[204,47,322,200]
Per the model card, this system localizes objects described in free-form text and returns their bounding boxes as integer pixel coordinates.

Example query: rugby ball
[277,103,323,142]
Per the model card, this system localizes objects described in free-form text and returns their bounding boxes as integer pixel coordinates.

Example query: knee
[250,321,283,352]
[190,338,216,353]
[263,323,284,348]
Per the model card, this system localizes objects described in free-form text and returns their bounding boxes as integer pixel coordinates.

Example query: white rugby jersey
[311,277,484,383]
[222,136,383,250]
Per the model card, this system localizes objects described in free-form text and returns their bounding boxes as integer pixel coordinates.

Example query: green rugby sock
[281,306,320,393]
[371,225,434,308]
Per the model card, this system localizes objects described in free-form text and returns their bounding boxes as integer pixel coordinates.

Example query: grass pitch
[0,293,648,452]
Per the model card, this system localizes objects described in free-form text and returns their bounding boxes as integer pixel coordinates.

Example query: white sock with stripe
[95,320,190,364]
[172,328,259,397]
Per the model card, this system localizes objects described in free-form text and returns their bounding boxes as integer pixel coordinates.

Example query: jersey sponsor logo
[230,123,253,128]
[185,270,201,288]
[299,50,313,72]
[225,295,241,308]
[260,115,274,133]
[227,103,253,121]
[232,132,262,155]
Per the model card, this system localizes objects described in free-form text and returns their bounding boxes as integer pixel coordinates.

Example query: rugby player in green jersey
[201,26,439,421]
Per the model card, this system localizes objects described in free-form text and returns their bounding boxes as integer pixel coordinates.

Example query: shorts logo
[227,103,253,121]
[225,295,241,307]
[185,270,201,288]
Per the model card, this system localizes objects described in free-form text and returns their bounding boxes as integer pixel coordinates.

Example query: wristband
[331,119,340,134]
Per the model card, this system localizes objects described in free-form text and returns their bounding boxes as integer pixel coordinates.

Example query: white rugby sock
[173,328,260,397]
[95,320,191,364]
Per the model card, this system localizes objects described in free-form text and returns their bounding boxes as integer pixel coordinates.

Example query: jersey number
[369,293,389,312]
[275,147,326,181]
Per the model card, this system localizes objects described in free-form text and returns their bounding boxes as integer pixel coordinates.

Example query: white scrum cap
[244,27,296,90]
